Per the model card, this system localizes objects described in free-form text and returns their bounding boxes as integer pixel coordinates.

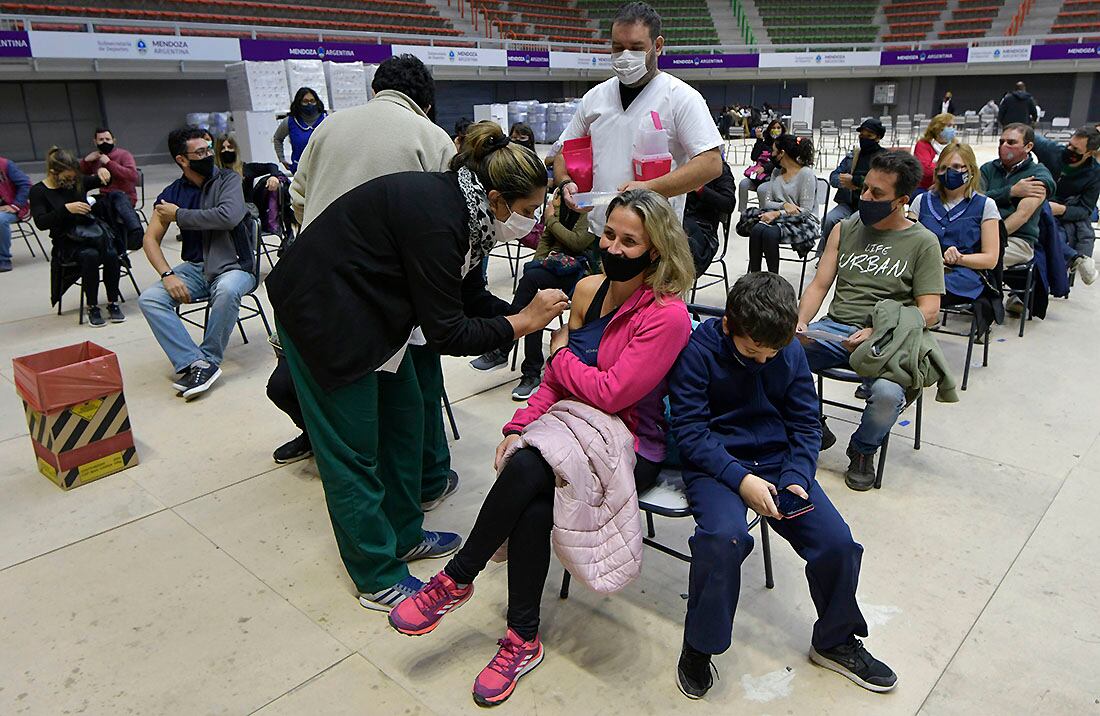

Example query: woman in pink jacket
[389,189,694,707]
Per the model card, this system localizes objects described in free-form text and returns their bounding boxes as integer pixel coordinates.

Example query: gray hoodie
[176,167,250,281]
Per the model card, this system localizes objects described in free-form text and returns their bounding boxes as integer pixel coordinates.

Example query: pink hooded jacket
[503,283,692,463]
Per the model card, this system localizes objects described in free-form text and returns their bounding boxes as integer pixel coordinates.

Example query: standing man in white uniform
[554,1,724,238]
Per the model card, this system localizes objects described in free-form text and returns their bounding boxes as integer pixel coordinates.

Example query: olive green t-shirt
[827,216,945,328]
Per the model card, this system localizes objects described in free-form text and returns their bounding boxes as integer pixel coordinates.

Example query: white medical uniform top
[558,72,723,237]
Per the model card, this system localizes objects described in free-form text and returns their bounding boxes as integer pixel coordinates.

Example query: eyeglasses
[186,146,212,159]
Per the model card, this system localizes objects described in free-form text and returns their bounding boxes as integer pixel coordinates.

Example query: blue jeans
[0,210,18,264]
[802,318,906,455]
[138,261,255,372]
[816,204,854,255]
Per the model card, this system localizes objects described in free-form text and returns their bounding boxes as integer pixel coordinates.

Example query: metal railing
[3,13,1099,58]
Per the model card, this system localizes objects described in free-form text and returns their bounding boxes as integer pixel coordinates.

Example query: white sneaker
[1077,255,1098,285]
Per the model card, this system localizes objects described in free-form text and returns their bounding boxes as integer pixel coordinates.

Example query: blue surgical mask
[938,127,957,144]
[859,197,897,227]
[940,167,968,190]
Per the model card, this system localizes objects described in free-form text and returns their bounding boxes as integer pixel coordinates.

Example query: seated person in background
[215,133,290,239]
[80,127,139,207]
[819,118,887,254]
[745,134,819,273]
[509,123,536,152]
[739,119,785,210]
[0,153,31,272]
[798,151,944,491]
[1049,127,1100,285]
[910,144,1001,331]
[669,272,896,700]
[471,185,599,401]
[913,113,956,190]
[979,124,1055,311]
[453,117,472,151]
[30,147,124,327]
[138,127,252,400]
[388,190,694,708]
[684,157,736,276]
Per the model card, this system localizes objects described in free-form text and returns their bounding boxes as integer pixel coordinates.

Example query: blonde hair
[45,146,79,177]
[214,133,244,175]
[922,113,956,143]
[933,143,981,200]
[606,189,695,298]
[449,120,547,200]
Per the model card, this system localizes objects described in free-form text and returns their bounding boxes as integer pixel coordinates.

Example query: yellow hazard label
[37,457,61,486]
[77,452,126,483]
[70,399,104,422]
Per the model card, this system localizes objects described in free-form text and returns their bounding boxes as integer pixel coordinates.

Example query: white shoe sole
[809,647,897,692]
[400,536,463,562]
[273,450,313,465]
[359,594,404,612]
[421,478,459,512]
[182,368,222,400]
[470,359,508,372]
[511,387,539,402]
[676,673,706,700]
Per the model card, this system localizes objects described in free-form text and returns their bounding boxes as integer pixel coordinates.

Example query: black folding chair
[13,218,47,261]
[135,169,148,229]
[690,212,732,302]
[176,217,272,343]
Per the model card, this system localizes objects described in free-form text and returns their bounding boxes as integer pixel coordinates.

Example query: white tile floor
[1,144,1098,715]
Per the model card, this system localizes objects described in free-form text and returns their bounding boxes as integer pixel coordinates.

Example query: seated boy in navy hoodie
[668,272,896,700]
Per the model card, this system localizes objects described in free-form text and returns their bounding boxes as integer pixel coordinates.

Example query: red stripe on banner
[55,431,135,472]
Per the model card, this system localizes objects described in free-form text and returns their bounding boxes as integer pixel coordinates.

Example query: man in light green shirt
[796,151,945,490]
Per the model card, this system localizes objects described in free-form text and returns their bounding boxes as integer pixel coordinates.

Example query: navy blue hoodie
[668,317,821,492]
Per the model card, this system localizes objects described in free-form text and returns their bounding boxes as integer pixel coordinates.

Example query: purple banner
[0,31,31,58]
[239,39,392,63]
[659,53,759,69]
[880,47,968,65]
[507,50,550,68]
[1030,42,1100,61]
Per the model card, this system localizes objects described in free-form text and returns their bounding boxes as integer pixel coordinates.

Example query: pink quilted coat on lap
[500,399,644,594]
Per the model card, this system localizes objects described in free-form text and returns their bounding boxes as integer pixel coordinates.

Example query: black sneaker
[470,347,509,371]
[180,360,222,400]
[676,642,717,700]
[820,416,837,451]
[854,383,871,400]
[512,375,541,401]
[106,303,125,323]
[421,469,459,512]
[810,636,897,692]
[87,306,106,327]
[844,445,877,491]
[273,432,312,464]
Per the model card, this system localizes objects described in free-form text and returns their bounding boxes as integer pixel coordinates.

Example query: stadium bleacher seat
[1053,0,1100,33]
[0,0,464,38]
[937,0,1005,40]
[883,0,947,42]
[755,0,879,44]
[579,0,719,46]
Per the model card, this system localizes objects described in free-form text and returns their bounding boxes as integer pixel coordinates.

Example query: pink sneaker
[388,570,473,636]
[472,629,544,707]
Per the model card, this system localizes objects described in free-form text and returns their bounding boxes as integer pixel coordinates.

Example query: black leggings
[445,446,659,641]
[509,266,577,378]
[748,221,783,274]
[77,246,121,306]
[266,355,305,432]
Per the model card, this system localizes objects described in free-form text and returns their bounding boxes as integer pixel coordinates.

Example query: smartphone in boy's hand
[774,489,815,519]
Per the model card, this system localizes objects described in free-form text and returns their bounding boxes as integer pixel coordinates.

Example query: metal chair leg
[442,388,460,440]
[254,297,273,337]
[646,512,656,539]
[961,314,976,391]
[983,326,990,366]
[914,392,922,450]
[760,519,774,589]
[559,569,571,599]
[874,432,890,489]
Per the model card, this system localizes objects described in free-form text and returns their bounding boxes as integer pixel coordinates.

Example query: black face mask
[300,104,320,120]
[1064,148,1085,166]
[219,151,237,165]
[97,142,114,155]
[859,197,897,227]
[190,155,215,180]
[600,248,653,281]
[859,137,880,153]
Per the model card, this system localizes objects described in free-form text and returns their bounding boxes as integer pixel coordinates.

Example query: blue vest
[288,112,326,172]
[918,192,987,299]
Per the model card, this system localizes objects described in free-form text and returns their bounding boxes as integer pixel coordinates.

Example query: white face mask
[494,203,537,243]
[612,49,650,86]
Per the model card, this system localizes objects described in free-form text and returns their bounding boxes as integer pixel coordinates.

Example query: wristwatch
[160,269,175,278]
